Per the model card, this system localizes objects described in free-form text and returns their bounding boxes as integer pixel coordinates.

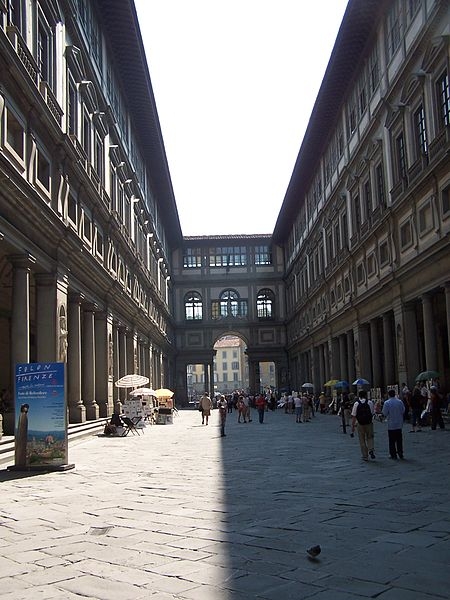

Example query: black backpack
[356,399,372,425]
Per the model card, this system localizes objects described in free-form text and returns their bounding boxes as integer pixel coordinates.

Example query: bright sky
[134,0,349,236]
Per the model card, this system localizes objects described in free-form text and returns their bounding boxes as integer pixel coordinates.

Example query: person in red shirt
[255,394,266,423]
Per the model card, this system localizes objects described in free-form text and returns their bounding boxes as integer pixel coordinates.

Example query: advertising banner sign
[13,362,73,470]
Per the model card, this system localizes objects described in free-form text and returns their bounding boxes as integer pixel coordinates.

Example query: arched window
[184,291,203,320]
[256,288,275,320]
[211,289,248,319]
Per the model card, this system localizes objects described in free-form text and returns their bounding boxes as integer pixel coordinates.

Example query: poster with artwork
[14,362,68,469]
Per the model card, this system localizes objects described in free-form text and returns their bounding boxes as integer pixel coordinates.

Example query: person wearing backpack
[351,390,375,461]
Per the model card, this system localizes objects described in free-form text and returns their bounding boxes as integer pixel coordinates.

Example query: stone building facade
[1,0,449,439]
[0,0,182,433]
[273,0,450,394]
[171,235,288,402]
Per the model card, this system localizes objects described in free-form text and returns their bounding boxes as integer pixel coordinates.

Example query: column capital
[8,253,36,269]
[69,292,85,304]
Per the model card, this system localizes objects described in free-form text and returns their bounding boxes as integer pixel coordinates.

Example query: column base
[69,404,86,424]
[85,404,99,420]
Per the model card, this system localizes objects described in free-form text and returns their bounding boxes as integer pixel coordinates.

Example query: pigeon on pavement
[307,545,321,558]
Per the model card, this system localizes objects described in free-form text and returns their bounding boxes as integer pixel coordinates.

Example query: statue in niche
[108,333,113,376]
[397,324,405,367]
[58,307,68,362]
[354,339,360,375]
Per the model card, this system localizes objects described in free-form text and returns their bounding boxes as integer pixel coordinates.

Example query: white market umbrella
[115,374,149,388]
[129,387,156,396]
[301,382,314,388]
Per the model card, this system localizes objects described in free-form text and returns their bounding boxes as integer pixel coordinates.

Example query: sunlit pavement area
[0,408,449,600]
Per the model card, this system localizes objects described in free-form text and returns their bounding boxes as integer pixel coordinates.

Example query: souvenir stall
[128,388,158,424]
[154,388,174,424]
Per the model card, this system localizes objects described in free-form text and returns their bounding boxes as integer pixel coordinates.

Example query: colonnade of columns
[293,285,450,393]
[5,255,167,433]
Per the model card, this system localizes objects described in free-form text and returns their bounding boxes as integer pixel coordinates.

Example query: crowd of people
[196,381,447,459]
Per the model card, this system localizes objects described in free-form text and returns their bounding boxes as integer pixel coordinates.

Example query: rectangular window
[223,373,228,382]
[334,222,341,252]
[94,131,104,182]
[418,201,433,235]
[36,148,51,194]
[231,361,239,370]
[5,106,25,163]
[37,9,53,88]
[222,362,227,371]
[356,262,365,285]
[67,74,78,136]
[368,42,380,93]
[254,245,272,265]
[363,179,372,221]
[436,71,450,129]
[183,247,202,268]
[68,193,77,224]
[83,212,92,243]
[353,194,361,231]
[82,107,91,157]
[400,220,413,249]
[395,132,407,181]
[414,105,428,156]
[233,372,239,382]
[341,212,348,247]
[375,163,386,207]
[367,253,376,276]
[379,240,389,266]
[9,0,25,36]
[386,1,401,60]
[442,184,450,216]
[406,0,422,24]
[209,246,247,267]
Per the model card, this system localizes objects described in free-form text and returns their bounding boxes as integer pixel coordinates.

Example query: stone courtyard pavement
[0,408,449,599]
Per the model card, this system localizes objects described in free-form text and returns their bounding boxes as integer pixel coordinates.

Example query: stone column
[82,304,99,420]
[445,284,450,366]
[113,323,120,410]
[68,294,86,423]
[331,337,340,379]
[8,255,35,434]
[346,330,356,384]
[401,302,420,386]
[313,346,320,391]
[421,293,437,371]
[382,312,396,386]
[118,327,127,402]
[339,335,348,382]
[149,343,154,388]
[370,318,382,387]
[10,255,34,366]
[318,344,325,388]
[95,311,113,417]
[35,273,62,363]
[357,325,373,384]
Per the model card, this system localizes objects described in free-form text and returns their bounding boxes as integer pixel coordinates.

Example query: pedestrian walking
[429,386,445,430]
[218,396,227,436]
[382,389,405,460]
[351,390,375,461]
[255,393,266,423]
[199,392,212,425]
[408,384,424,432]
[293,391,303,423]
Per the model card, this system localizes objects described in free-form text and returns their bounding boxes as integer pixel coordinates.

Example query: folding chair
[121,416,141,435]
